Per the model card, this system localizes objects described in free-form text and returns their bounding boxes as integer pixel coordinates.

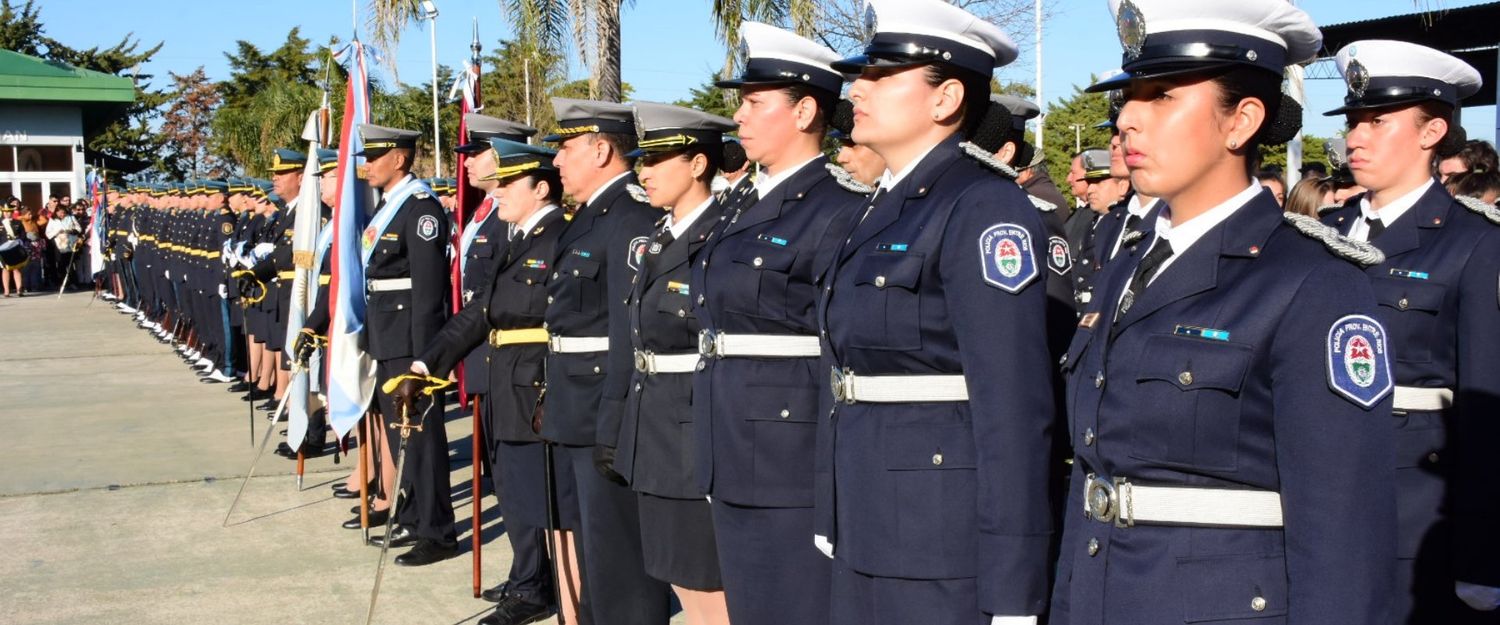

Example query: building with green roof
[0,48,135,209]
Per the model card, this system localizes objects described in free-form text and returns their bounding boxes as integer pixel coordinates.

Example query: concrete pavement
[0,291,616,625]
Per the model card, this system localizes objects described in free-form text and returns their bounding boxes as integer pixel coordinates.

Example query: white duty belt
[1393,386,1453,412]
[698,330,821,359]
[366,277,412,292]
[634,350,699,375]
[1083,474,1284,528]
[548,335,610,354]
[829,367,969,404]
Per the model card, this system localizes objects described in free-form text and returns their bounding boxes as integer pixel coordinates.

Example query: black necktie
[1364,217,1386,242]
[1115,238,1174,325]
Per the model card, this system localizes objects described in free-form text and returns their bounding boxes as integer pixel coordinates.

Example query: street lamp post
[421,1,441,177]
[1068,124,1084,154]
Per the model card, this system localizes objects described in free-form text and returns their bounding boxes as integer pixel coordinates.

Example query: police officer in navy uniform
[453,114,539,413]
[405,138,571,625]
[1320,41,1500,621]
[693,22,865,625]
[1052,1,1398,623]
[818,1,1058,623]
[1067,148,1117,313]
[354,123,457,567]
[608,100,734,622]
[540,98,672,625]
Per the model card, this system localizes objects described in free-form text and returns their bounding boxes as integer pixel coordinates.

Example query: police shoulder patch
[626,183,650,204]
[1455,194,1500,226]
[1046,235,1072,275]
[978,223,1038,293]
[1326,314,1394,409]
[958,141,1019,180]
[627,235,650,271]
[824,163,875,195]
[1283,212,1385,267]
[1029,195,1057,213]
[416,214,439,241]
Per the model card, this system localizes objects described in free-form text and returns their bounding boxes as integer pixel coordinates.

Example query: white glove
[990,617,1037,625]
[128,234,138,246]
[1456,582,1500,611]
[813,534,834,559]
[253,242,276,257]
[218,284,227,299]
[410,361,431,376]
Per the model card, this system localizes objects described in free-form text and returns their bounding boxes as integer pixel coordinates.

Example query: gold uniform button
[1087,538,1100,556]
[677,309,686,318]
[931,453,943,466]
[572,269,580,277]
[547,296,554,304]
[753,257,764,267]
[874,276,887,288]
[1094,372,1105,388]
[1083,428,1095,447]
[1397,297,1409,310]
[593,366,601,374]
[780,409,790,419]
[1250,597,1267,612]
[1427,452,1439,463]
[1178,371,1193,385]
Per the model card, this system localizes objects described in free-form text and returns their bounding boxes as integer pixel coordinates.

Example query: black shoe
[227,381,250,393]
[478,594,552,625]
[342,507,388,529]
[331,483,360,497]
[480,581,513,603]
[393,539,457,567]
[255,399,277,411]
[241,388,267,402]
[367,525,417,549]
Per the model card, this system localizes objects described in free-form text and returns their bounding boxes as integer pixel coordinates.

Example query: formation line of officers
[102,0,1500,623]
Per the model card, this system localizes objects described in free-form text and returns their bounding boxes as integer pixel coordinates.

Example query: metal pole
[1034,0,1044,152]
[428,10,443,177]
[524,57,533,128]
[1286,64,1306,189]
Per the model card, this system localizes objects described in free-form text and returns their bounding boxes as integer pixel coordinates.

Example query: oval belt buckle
[1086,476,1120,526]
[698,329,718,359]
[830,367,852,404]
[634,350,651,374]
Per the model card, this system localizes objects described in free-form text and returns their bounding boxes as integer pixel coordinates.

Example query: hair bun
[968,100,1013,153]
[831,99,856,137]
[721,140,748,173]
[1257,94,1303,147]
[1437,124,1468,159]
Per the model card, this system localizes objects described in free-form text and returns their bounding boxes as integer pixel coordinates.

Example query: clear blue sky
[35,0,1497,142]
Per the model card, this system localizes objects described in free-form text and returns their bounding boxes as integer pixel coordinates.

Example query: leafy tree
[159,67,224,178]
[675,75,740,121]
[1039,84,1112,205]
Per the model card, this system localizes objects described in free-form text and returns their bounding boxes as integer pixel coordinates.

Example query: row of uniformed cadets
[117,0,1487,622]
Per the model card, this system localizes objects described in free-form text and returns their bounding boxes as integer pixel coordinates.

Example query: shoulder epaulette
[1029,195,1057,212]
[1283,211,1385,267]
[958,141,1019,180]
[626,183,650,204]
[824,163,874,195]
[1454,194,1500,226]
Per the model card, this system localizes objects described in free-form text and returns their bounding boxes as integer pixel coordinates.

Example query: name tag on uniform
[1173,325,1230,341]
[571,249,592,258]
[876,242,909,253]
[758,234,790,246]
[666,281,689,296]
[1389,268,1428,280]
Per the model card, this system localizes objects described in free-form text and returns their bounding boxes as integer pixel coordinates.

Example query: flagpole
[423,1,442,177]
